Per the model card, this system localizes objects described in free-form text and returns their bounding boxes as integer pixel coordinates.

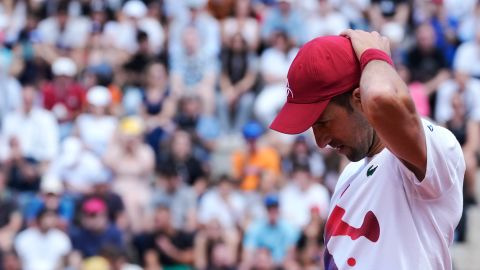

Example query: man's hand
[340,29,391,59]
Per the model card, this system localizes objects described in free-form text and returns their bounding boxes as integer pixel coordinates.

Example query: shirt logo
[427,124,434,132]
[324,205,380,269]
[367,165,378,177]
[286,80,294,99]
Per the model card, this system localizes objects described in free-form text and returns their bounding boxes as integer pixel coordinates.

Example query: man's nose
[314,129,331,148]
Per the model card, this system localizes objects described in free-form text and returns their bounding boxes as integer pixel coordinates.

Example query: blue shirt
[243,218,299,263]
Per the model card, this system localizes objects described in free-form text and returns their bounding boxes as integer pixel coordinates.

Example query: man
[270,31,465,269]
[241,194,298,269]
[14,208,71,270]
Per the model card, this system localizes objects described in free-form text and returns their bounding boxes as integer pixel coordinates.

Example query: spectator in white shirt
[1,85,59,194]
[14,208,72,270]
[280,165,330,229]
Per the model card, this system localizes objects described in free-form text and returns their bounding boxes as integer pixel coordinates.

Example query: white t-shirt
[324,119,465,270]
[198,189,246,230]
[280,182,330,228]
[435,78,480,124]
[452,41,480,78]
[15,228,72,270]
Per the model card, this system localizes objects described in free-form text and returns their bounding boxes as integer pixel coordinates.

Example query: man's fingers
[340,29,355,38]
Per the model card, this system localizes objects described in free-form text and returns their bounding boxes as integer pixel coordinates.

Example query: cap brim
[270,100,329,134]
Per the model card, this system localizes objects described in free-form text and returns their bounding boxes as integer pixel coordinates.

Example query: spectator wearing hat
[231,121,281,191]
[0,165,22,252]
[241,194,299,269]
[69,198,123,258]
[103,0,164,55]
[1,85,59,196]
[41,57,86,138]
[24,174,75,229]
[76,176,126,232]
[74,85,117,157]
[104,116,155,233]
[15,208,72,270]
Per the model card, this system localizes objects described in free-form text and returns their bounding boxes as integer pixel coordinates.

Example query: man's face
[312,100,374,162]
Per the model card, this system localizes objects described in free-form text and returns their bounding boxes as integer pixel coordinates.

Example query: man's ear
[351,87,363,111]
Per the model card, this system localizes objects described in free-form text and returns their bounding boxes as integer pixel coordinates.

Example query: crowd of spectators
[0,0,479,269]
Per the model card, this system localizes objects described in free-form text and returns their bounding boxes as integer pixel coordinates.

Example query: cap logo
[286,79,294,99]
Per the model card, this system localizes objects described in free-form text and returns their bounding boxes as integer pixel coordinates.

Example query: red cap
[82,198,107,214]
[270,36,361,134]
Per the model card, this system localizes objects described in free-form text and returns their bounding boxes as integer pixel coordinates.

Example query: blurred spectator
[103,0,165,55]
[170,26,218,116]
[305,0,349,41]
[0,250,22,270]
[413,0,458,66]
[151,167,197,232]
[36,1,91,50]
[140,61,176,157]
[442,0,477,24]
[294,206,325,269]
[48,136,108,194]
[1,85,59,194]
[104,116,155,233]
[407,23,450,89]
[194,220,237,270]
[208,0,236,20]
[0,165,22,252]
[279,165,330,228]
[241,194,299,269]
[221,0,260,52]
[369,0,410,38]
[457,1,480,42]
[330,0,371,30]
[158,130,207,188]
[232,121,281,191]
[84,245,142,270]
[134,206,195,269]
[198,175,245,231]
[69,198,123,258]
[122,30,157,87]
[169,0,221,60]
[453,26,480,79]
[435,71,480,125]
[24,174,74,229]
[75,86,117,156]
[282,135,326,180]
[254,31,297,127]
[217,33,257,134]
[77,177,127,231]
[175,96,221,162]
[406,23,450,116]
[0,64,22,127]
[14,208,72,270]
[41,57,86,138]
[446,93,478,202]
[261,0,306,46]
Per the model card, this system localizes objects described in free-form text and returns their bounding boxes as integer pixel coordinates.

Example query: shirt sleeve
[398,120,465,200]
